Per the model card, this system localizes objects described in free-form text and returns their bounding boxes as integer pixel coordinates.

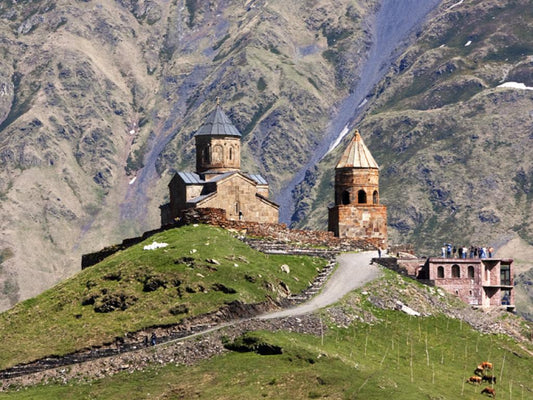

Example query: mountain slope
[0,0,380,309]
[0,0,532,313]
[298,0,533,258]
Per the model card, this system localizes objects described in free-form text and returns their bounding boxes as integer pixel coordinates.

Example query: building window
[373,190,379,204]
[358,190,367,204]
[500,264,511,286]
[468,266,475,279]
[203,147,210,163]
[452,264,460,278]
[342,190,350,205]
[437,266,444,278]
[501,290,511,305]
[212,145,223,163]
[229,147,233,161]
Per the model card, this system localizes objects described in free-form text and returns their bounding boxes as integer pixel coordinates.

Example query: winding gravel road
[261,251,381,319]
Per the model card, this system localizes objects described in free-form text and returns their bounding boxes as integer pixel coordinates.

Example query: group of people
[440,243,494,259]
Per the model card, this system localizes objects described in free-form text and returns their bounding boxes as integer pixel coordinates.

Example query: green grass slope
[0,225,325,370]
[2,270,531,399]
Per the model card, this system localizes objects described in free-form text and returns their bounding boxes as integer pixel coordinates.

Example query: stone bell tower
[328,129,387,247]
[195,103,241,180]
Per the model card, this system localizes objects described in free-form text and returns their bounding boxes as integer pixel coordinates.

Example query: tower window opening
[358,190,367,204]
[468,266,475,279]
[342,190,350,205]
[437,266,444,278]
[373,190,379,204]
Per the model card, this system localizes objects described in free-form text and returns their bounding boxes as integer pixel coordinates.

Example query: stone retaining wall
[82,207,378,270]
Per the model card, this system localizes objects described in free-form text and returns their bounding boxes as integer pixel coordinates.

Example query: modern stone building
[421,257,515,309]
[328,129,387,247]
[389,256,515,310]
[161,105,279,225]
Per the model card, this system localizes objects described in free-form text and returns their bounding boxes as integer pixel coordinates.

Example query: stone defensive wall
[82,207,379,270]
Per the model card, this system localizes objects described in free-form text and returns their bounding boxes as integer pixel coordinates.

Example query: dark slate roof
[194,105,242,137]
[206,171,236,183]
[247,174,268,185]
[186,192,216,205]
[177,172,204,184]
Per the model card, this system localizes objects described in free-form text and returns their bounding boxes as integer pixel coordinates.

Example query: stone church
[328,129,387,247]
[161,104,279,225]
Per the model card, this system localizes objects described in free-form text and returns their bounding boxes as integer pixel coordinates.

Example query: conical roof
[336,129,379,169]
[194,105,242,137]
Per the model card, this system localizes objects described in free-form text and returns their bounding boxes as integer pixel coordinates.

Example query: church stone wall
[329,204,387,247]
[199,175,278,223]
[195,136,240,173]
[168,178,203,219]
[334,168,380,205]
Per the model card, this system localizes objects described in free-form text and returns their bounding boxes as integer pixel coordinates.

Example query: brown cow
[467,376,482,384]
[481,387,496,397]
[480,361,493,370]
[482,375,497,384]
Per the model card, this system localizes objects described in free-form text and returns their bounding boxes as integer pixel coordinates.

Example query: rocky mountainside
[0,0,532,310]
[294,0,533,312]
[0,0,380,308]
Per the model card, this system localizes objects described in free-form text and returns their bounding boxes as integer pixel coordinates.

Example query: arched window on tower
[468,266,475,279]
[373,190,379,204]
[342,190,350,205]
[212,145,223,163]
[358,190,367,204]
[229,147,233,161]
[203,147,210,164]
[437,266,444,278]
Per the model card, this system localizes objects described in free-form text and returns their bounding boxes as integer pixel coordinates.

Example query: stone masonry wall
[200,175,278,223]
[334,167,380,206]
[329,204,387,247]
[82,207,378,270]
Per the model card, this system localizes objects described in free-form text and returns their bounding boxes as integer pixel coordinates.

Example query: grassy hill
[0,268,531,399]
[0,224,325,370]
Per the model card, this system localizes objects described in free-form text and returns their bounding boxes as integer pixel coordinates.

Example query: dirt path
[261,251,380,319]
[0,251,382,386]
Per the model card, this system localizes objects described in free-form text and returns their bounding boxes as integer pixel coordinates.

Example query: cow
[480,361,493,370]
[474,366,485,376]
[482,375,497,384]
[467,376,482,384]
[481,387,496,397]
